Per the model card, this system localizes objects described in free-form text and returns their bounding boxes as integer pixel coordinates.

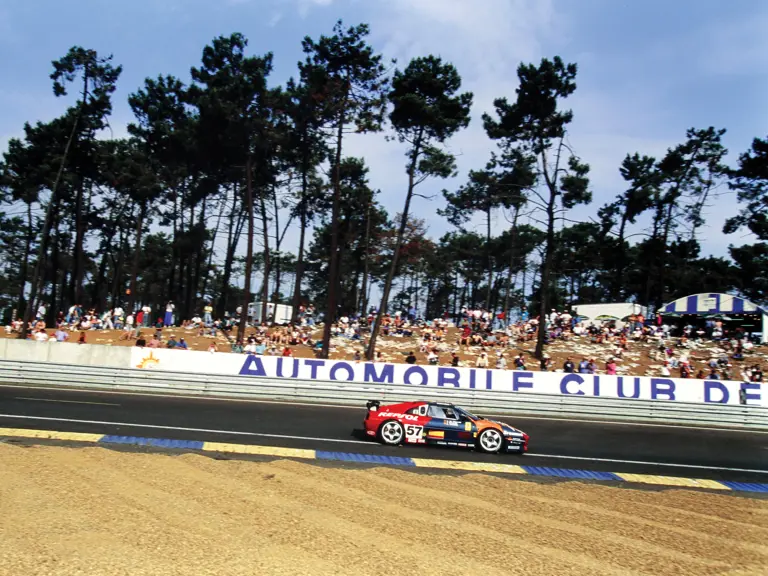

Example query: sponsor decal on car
[443,419,462,427]
[377,412,420,421]
[427,430,445,439]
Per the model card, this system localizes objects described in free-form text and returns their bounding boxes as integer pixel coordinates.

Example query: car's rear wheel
[477,428,504,453]
[379,420,404,445]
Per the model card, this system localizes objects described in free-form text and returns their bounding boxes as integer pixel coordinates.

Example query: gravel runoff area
[1,444,767,576]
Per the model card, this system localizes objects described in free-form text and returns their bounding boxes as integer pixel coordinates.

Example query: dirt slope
[1,443,767,576]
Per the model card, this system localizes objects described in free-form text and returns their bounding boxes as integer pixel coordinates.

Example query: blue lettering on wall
[704,381,730,404]
[651,378,676,401]
[485,370,493,390]
[469,370,477,389]
[329,362,354,381]
[363,363,394,384]
[437,368,460,387]
[560,374,584,395]
[512,371,533,392]
[276,358,299,378]
[741,382,761,403]
[304,359,325,379]
[239,355,267,377]
[404,366,428,386]
[617,377,641,399]
[593,375,600,397]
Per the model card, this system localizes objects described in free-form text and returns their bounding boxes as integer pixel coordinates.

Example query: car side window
[405,407,419,415]
[417,404,428,416]
[427,405,445,418]
[443,407,459,420]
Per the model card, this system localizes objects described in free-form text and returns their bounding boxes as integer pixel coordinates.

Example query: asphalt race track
[0,384,766,483]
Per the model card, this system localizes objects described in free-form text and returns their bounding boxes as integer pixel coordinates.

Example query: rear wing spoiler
[366,400,380,411]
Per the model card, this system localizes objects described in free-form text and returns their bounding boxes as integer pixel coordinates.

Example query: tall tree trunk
[359,199,372,316]
[127,202,146,314]
[191,198,207,314]
[166,186,179,304]
[16,202,33,315]
[49,218,60,325]
[239,157,255,339]
[73,177,87,305]
[20,101,83,338]
[258,186,271,323]
[502,206,520,326]
[485,206,493,311]
[291,194,307,322]
[322,102,348,358]
[201,194,225,308]
[535,161,557,360]
[217,184,242,317]
[271,184,281,306]
[366,131,423,359]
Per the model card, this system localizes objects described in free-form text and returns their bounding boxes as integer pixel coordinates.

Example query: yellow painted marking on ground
[412,458,527,475]
[201,442,316,459]
[0,427,103,443]
[614,473,731,490]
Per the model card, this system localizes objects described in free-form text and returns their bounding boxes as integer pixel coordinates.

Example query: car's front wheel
[378,420,404,446]
[477,428,504,453]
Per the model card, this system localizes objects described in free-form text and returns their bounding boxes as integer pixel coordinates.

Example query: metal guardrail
[0,359,766,430]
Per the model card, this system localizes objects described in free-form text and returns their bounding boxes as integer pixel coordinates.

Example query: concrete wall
[1,339,132,368]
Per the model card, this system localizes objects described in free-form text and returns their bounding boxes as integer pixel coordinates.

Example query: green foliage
[725,136,768,240]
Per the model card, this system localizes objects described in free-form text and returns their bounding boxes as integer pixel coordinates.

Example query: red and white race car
[363,400,529,454]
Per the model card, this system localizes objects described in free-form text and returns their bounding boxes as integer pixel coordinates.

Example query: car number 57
[405,424,423,443]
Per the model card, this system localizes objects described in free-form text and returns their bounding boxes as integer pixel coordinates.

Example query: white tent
[248,302,293,324]
[572,303,648,326]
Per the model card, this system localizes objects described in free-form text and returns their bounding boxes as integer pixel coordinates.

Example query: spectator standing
[177,337,188,350]
[405,351,417,365]
[475,352,489,368]
[142,304,151,327]
[164,301,175,327]
[539,355,551,372]
[496,353,507,370]
[578,358,589,374]
[514,353,526,370]
[203,302,213,326]
[166,336,178,349]
[563,357,575,373]
[606,358,617,375]
[112,305,124,328]
[36,303,46,322]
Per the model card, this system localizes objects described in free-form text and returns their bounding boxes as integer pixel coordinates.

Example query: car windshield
[454,406,478,420]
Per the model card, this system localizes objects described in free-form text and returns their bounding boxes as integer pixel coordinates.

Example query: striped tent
[660,293,765,315]
[659,293,767,343]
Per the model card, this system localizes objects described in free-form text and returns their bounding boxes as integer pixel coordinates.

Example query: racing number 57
[405,424,423,443]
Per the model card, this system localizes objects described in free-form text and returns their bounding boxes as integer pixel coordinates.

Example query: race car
[363,400,528,454]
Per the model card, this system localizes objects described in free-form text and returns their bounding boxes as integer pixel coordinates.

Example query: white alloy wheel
[379,421,404,445]
[478,428,504,453]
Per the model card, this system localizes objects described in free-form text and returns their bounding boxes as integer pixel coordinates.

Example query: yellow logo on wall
[136,351,160,369]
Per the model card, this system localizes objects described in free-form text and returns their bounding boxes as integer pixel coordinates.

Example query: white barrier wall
[2,339,132,368]
[130,348,766,407]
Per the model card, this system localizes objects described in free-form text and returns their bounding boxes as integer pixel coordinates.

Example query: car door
[424,404,466,446]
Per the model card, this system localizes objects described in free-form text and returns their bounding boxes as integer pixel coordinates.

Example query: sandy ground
[1,444,767,576]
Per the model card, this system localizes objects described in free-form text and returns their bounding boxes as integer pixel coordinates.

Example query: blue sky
[1,0,766,259]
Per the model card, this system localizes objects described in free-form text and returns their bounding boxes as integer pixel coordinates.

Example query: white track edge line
[0,383,765,434]
[0,412,766,475]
